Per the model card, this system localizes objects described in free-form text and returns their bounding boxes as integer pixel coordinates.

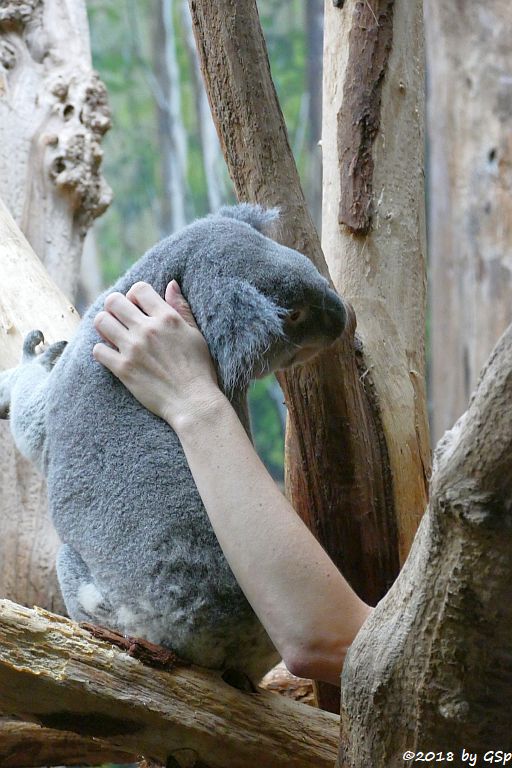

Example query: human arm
[93,281,372,685]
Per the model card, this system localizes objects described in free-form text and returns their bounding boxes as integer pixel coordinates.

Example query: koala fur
[3,204,346,685]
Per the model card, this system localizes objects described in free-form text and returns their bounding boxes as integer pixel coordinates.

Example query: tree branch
[187,0,398,605]
[188,0,404,715]
[0,197,80,371]
[339,323,512,763]
[0,719,136,768]
[0,599,339,768]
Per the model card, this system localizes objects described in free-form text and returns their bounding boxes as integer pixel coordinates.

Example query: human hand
[92,280,222,429]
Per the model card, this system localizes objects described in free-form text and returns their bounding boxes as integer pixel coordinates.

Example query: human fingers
[126,281,175,319]
[103,291,145,328]
[165,280,199,330]
[94,310,129,349]
[92,342,123,376]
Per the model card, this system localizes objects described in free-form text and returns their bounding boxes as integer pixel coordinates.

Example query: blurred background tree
[85,0,324,483]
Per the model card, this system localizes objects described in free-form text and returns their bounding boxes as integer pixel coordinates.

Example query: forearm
[92,281,371,685]
[173,393,371,686]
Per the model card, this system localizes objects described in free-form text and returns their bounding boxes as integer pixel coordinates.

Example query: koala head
[177,204,346,394]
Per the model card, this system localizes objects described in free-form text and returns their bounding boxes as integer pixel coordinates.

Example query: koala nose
[322,289,347,340]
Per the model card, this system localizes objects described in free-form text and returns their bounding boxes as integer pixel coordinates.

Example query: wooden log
[0,720,136,768]
[0,599,339,768]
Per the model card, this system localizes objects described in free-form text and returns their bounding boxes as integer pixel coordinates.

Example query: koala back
[39,204,345,682]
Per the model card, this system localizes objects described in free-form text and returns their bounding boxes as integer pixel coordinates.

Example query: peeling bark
[323,0,430,563]
[337,0,394,233]
[339,322,512,764]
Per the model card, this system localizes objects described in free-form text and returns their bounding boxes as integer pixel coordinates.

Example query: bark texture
[187,0,400,603]
[426,0,512,441]
[0,0,109,613]
[0,720,136,768]
[0,600,339,768]
[339,322,512,764]
[337,0,394,234]
[323,0,430,563]
[188,0,405,713]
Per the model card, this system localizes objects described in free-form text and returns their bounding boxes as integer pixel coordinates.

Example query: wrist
[165,387,230,436]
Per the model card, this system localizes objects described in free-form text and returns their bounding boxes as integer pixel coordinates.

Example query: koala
[2,204,346,686]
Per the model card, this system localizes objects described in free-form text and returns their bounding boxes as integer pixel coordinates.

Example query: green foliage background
[87,0,319,482]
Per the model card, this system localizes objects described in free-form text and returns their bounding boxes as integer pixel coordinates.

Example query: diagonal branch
[0,599,339,768]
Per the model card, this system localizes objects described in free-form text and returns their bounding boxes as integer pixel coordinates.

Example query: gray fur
[4,205,346,684]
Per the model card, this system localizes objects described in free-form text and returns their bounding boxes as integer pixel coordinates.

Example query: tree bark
[0,720,136,768]
[425,0,512,442]
[322,0,430,564]
[0,599,339,768]
[188,0,428,713]
[339,321,512,764]
[187,0,399,614]
[0,198,79,370]
[0,0,109,614]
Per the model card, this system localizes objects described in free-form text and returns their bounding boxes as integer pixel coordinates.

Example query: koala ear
[191,278,285,395]
[217,203,280,236]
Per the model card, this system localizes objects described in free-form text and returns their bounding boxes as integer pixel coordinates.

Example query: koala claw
[41,340,68,369]
[22,329,45,361]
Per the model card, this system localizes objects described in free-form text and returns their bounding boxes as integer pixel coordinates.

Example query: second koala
[5,204,346,685]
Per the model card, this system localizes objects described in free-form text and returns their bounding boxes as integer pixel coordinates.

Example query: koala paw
[22,330,45,361]
[22,331,67,370]
[40,340,68,370]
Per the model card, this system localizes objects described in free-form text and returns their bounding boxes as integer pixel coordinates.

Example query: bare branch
[0,600,339,768]
[0,719,136,768]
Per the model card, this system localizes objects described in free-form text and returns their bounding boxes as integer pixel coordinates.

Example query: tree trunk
[339,321,512,764]
[0,599,339,768]
[322,0,430,565]
[425,0,512,442]
[188,0,428,713]
[152,0,189,233]
[0,0,110,613]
